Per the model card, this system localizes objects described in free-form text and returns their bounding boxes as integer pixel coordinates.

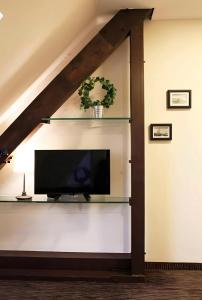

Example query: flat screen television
[34,149,110,200]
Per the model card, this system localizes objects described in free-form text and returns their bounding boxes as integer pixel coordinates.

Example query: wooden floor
[0,270,202,299]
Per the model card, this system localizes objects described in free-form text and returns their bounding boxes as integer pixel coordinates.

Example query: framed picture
[167,90,191,108]
[150,124,172,140]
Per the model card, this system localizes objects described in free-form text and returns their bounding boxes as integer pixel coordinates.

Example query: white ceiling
[96,0,202,20]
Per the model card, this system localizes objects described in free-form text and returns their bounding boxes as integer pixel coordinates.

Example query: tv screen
[34,150,110,197]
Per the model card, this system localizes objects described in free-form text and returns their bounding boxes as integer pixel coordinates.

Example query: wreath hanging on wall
[78,76,117,110]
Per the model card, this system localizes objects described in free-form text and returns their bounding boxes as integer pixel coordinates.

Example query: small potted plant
[78,76,116,118]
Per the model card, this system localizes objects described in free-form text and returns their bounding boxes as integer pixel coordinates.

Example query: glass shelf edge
[0,196,129,204]
[0,201,129,204]
[41,117,131,122]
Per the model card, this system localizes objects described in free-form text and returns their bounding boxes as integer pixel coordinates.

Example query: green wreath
[78,76,116,110]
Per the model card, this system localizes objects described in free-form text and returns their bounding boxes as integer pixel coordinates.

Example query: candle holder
[16,173,32,200]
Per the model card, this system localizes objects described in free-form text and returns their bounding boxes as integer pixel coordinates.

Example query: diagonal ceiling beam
[0,9,153,164]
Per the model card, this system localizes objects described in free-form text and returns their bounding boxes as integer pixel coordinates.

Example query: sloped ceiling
[96,0,202,20]
[0,0,96,121]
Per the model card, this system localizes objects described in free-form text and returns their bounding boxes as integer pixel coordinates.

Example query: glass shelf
[41,117,131,123]
[0,195,129,204]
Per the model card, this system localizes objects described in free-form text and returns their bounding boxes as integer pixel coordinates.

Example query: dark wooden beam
[0,251,134,281]
[130,21,145,275]
[0,250,130,271]
[0,9,153,164]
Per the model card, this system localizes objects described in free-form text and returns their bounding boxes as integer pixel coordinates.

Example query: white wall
[0,40,131,253]
[145,20,202,262]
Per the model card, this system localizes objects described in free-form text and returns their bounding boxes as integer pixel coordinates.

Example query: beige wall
[0,0,96,116]
[145,19,202,262]
[1,9,202,261]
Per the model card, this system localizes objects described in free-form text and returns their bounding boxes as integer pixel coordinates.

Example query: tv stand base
[83,193,91,201]
[47,193,61,200]
[47,193,91,202]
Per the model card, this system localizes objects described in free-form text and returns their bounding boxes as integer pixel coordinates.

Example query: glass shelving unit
[0,116,131,204]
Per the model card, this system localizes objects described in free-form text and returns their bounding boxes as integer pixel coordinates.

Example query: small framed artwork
[167,90,191,108]
[150,124,172,141]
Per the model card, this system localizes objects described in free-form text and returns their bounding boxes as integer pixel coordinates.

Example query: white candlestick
[23,173,25,193]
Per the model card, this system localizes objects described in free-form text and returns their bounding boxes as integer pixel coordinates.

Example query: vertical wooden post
[130,22,145,276]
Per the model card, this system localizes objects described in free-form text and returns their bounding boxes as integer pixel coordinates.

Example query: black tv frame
[34,149,110,201]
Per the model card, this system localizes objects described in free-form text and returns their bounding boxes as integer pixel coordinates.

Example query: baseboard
[0,268,145,282]
[145,262,202,271]
[1,250,201,281]
[0,250,131,272]
[0,251,141,281]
